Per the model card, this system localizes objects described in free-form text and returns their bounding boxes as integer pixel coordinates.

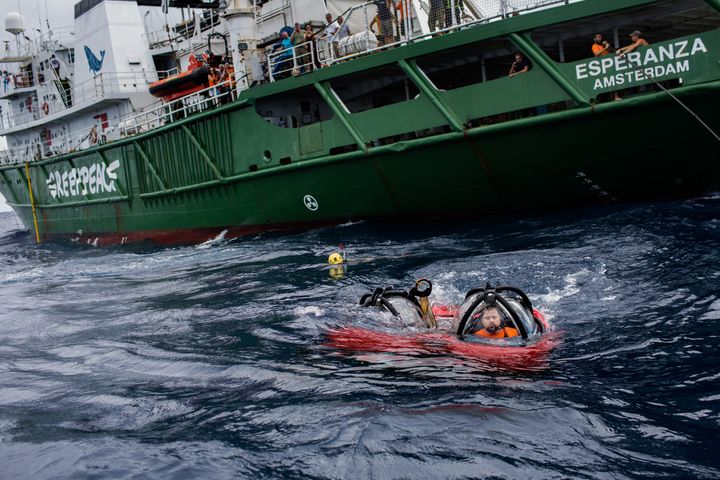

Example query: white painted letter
[68,169,77,196]
[644,48,659,64]
[89,164,97,194]
[676,40,689,58]
[600,57,614,74]
[576,63,588,80]
[658,44,674,62]
[691,38,708,55]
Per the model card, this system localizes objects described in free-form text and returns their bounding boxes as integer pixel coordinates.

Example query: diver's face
[481,309,502,332]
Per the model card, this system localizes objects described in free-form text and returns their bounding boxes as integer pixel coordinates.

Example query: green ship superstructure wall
[1,0,720,243]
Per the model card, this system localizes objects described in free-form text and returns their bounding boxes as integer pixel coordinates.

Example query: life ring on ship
[89,127,98,145]
[41,102,49,115]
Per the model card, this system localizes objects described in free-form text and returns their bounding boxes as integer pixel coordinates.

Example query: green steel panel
[442,69,572,121]
[560,28,720,98]
[299,123,324,155]
[350,95,449,141]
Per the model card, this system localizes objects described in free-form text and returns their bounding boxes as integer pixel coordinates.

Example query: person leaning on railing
[616,30,650,56]
[272,31,295,79]
[508,52,532,77]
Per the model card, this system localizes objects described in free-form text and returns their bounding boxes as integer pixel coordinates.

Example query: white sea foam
[196,229,229,248]
[293,306,325,317]
[532,269,587,304]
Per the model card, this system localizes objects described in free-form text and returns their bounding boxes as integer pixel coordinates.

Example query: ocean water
[0,198,719,479]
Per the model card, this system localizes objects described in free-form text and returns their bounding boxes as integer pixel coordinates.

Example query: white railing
[281,0,580,71]
[0,76,237,166]
[0,71,159,132]
[0,71,35,97]
[35,27,75,51]
[0,26,74,60]
[119,74,236,134]
[143,11,222,49]
[266,40,317,82]
[157,67,181,80]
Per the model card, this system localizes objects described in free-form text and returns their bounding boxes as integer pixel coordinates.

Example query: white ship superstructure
[0,0,340,164]
[0,0,527,166]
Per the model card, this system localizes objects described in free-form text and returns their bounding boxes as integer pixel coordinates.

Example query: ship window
[531,0,720,63]
[254,85,333,128]
[328,64,420,113]
[414,37,518,90]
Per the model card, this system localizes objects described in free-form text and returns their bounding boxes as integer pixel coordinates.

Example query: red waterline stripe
[40,219,342,246]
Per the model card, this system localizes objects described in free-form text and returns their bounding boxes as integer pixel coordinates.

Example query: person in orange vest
[473,307,519,339]
[591,33,612,57]
[592,33,621,101]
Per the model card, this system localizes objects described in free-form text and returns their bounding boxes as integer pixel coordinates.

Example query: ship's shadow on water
[0,199,719,479]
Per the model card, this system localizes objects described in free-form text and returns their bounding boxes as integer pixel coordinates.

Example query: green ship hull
[2,0,720,244]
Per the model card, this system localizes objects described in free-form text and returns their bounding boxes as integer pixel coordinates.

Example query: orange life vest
[475,327,519,339]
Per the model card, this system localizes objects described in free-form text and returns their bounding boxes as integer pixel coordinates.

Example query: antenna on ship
[4,11,25,57]
[44,0,51,37]
[161,0,181,71]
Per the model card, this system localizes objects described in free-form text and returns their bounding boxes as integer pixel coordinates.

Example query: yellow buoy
[328,252,343,265]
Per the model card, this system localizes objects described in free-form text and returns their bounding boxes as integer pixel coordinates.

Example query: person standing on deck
[428,0,445,32]
[324,13,340,60]
[50,55,62,78]
[394,0,406,39]
[291,23,308,72]
[324,13,339,42]
[444,0,464,28]
[592,33,612,57]
[616,30,650,56]
[304,24,320,70]
[372,0,394,46]
[592,34,622,100]
[333,16,350,57]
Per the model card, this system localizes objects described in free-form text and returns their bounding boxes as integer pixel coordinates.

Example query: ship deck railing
[0,76,237,167]
[157,67,181,80]
[0,0,587,164]
[35,27,75,52]
[0,71,36,100]
[0,26,74,62]
[266,41,318,82]
[118,75,237,136]
[143,10,222,50]
[0,70,159,133]
[262,0,579,82]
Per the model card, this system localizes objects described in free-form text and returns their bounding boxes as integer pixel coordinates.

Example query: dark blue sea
[0,198,719,479]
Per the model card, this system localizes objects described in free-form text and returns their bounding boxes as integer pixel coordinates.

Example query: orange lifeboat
[149,54,210,102]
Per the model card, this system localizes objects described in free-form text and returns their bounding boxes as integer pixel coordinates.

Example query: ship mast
[223,0,260,93]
